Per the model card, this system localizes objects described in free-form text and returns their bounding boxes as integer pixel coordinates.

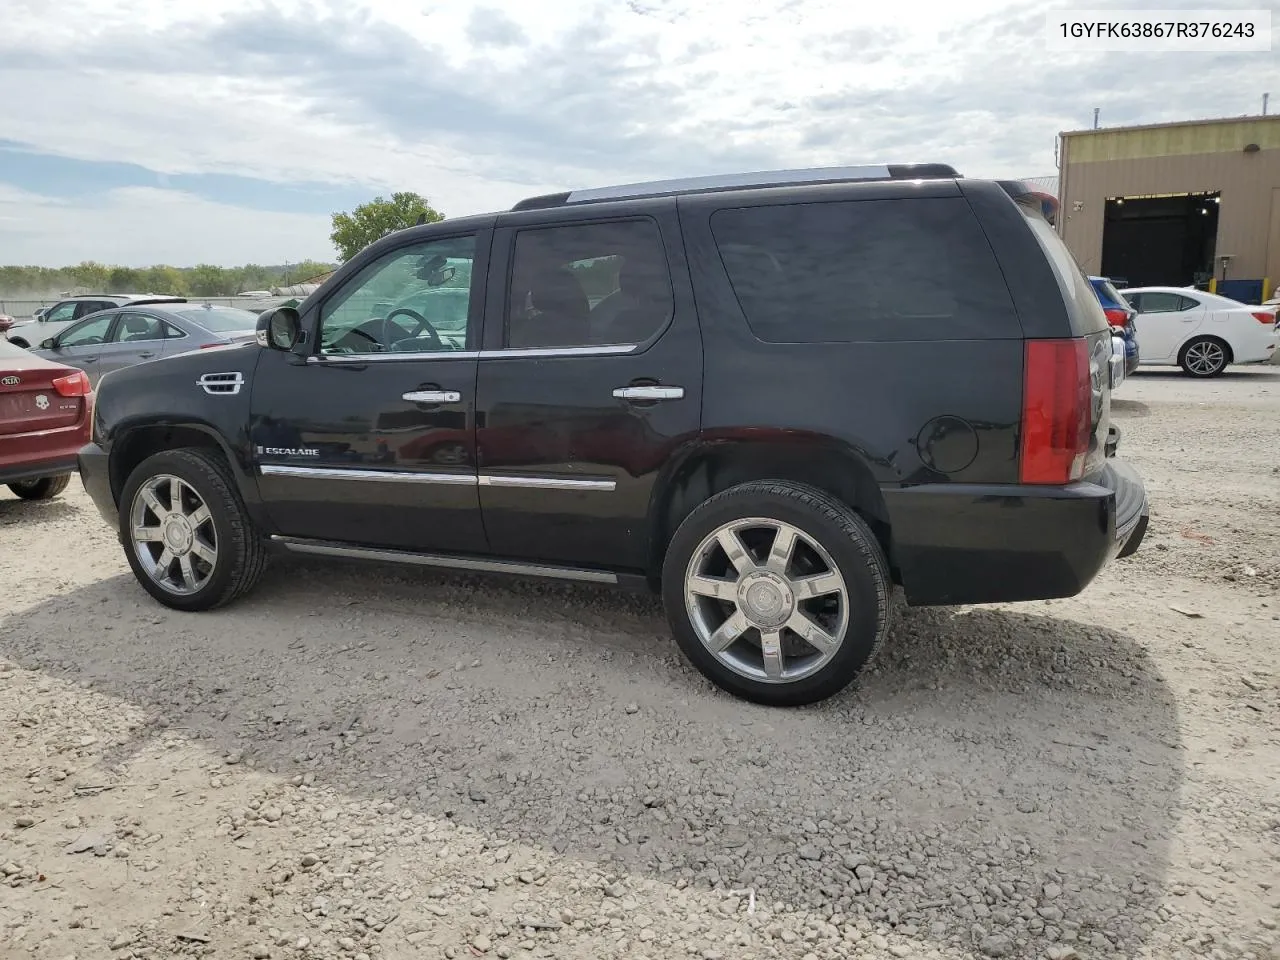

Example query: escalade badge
[256,445,320,457]
[0,375,18,386]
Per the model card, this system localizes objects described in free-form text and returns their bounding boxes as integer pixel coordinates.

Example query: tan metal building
[1057,115,1280,300]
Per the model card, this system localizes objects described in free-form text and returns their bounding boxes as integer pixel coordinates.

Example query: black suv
[78,164,1148,706]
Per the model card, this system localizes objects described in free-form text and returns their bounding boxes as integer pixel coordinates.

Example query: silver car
[5,294,187,349]
[29,301,260,386]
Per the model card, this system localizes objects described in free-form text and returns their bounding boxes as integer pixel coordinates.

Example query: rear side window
[709,198,1020,343]
[506,219,673,349]
[1017,201,1108,335]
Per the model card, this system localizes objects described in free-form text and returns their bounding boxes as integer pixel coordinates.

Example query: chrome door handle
[403,390,461,403]
[612,385,684,401]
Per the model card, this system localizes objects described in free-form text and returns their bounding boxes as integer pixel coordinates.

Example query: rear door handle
[138,352,156,359]
[403,390,461,403]
[612,385,684,401]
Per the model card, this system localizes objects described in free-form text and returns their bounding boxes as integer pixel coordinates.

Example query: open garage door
[1100,192,1219,288]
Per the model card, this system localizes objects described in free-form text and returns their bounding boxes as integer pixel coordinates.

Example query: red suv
[0,339,94,500]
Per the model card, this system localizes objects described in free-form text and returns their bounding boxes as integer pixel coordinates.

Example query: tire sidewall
[662,486,889,706]
[118,451,243,611]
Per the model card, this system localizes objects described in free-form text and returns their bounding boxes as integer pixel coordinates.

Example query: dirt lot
[2,368,1278,960]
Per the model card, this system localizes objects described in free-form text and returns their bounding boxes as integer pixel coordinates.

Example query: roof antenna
[415,213,427,226]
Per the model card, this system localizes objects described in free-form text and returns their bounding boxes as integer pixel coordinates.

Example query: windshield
[176,306,259,332]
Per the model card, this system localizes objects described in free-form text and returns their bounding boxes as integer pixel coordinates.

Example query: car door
[95,311,167,382]
[1130,291,1203,361]
[475,204,703,571]
[42,312,115,377]
[250,228,491,553]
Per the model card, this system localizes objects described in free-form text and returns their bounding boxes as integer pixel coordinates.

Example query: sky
[0,0,1273,267]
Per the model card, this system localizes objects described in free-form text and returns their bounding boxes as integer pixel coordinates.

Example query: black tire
[8,474,71,500]
[1178,336,1230,378]
[119,447,268,611]
[662,480,892,707]
[7,338,29,349]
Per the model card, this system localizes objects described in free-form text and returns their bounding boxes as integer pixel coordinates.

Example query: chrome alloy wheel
[683,517,849,684]
[129,474,218,595]
[1184,339,1226,375]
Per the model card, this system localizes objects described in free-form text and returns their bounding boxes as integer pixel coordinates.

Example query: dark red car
[0,339,93,500]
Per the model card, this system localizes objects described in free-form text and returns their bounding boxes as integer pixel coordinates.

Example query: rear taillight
[1251,311,1275,324]
[1103,307,1128,328]
[1020,338,1091,485]
[51,370,91,397]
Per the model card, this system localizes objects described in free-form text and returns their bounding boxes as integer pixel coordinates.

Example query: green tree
[108,266,143,293]
[141,265,189,296]
[188,263,231,296]
[329,192,443,262]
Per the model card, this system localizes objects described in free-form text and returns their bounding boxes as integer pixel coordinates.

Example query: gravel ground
[2,368,1278,960]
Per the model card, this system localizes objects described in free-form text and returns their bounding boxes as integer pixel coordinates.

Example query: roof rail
[511,163,961,211]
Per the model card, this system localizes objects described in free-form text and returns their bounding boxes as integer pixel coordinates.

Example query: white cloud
[0,0,1274,265]
[0,186,333,267]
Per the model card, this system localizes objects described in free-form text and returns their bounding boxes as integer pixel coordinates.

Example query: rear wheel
[8,475,71,500]
[662,481,892,706]
[1179,337,1229,377]
[119,447,267,611]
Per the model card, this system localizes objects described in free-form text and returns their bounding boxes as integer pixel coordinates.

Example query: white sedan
[1118,286,1279,377]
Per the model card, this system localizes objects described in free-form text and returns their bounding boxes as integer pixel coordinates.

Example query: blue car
[1089,276,1139,375]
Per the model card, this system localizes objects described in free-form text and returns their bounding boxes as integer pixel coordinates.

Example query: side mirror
[256,307,303,351]
[41,338,56,350]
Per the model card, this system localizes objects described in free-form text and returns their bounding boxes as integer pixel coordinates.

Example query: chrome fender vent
[197,372,245,396]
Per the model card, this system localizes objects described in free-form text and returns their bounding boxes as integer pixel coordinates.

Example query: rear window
[710,197,1020,343]
[175,306,259,332]
[1017,201,1108,335]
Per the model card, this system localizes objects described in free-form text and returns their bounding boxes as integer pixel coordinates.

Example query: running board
[270,535,620,585]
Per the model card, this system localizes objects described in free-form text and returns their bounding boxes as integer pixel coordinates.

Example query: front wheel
[119,447,268,611]
[662,481,892,706]
[1179,337,1229,377]
[8,475,71,500]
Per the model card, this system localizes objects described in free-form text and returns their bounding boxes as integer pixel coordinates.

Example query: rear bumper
[0,456,77,486]
[77,442,117,527]
[884,459,1148,606]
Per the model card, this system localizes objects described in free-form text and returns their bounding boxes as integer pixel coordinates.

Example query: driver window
[59,314,114,348]
[319,236,476,356]
[43,302,77,323]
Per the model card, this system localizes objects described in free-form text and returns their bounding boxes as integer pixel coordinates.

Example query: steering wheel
[385,308,443,350]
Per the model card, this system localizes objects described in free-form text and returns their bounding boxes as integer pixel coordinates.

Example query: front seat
[511,268,590,348]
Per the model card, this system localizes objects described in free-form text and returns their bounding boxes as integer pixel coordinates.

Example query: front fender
[96,346,266,512]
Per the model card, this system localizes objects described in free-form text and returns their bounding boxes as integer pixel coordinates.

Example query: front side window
[506,219,673,349]
[319,235,476,356]
[58,314,114,347]
[43,302,77,323]
[110,312,165,343]
[711,198,1021,343]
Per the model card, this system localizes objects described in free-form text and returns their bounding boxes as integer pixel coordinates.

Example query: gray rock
[980,935,1014,957]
